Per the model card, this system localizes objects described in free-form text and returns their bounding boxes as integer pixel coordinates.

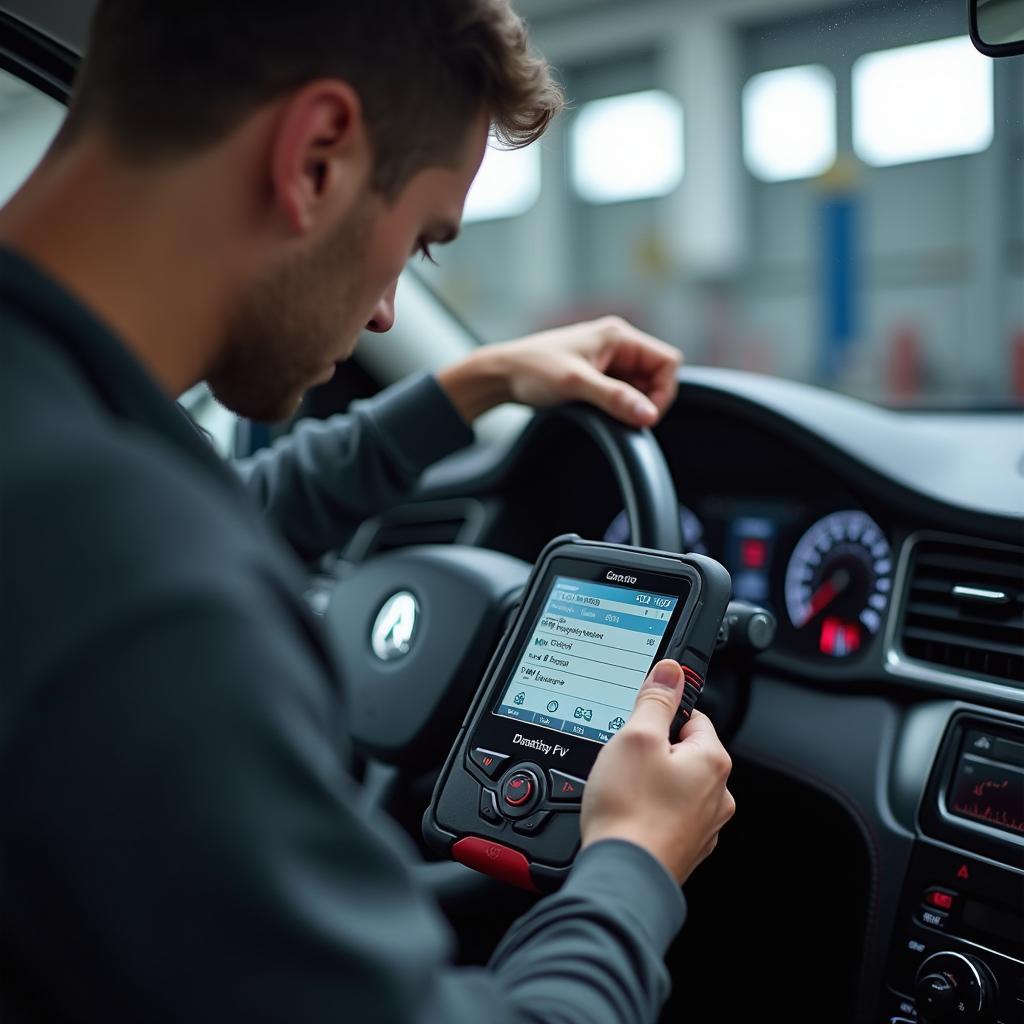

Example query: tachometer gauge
[784,510,892,657]
[604,505,706,553]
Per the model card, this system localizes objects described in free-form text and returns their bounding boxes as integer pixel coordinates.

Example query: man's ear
[268,79,370,235]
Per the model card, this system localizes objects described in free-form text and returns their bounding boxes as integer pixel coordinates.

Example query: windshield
[418,0,1024,408]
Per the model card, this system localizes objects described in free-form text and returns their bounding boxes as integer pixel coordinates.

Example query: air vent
[898,537,1024,687]
[346,499,483,561]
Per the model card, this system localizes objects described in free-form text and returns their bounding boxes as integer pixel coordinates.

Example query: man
[0,2,735,1021]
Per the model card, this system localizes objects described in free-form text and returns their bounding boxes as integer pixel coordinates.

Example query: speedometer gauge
[784,510,892,657]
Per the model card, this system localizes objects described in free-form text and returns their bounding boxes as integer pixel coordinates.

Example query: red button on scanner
[469,747,509,778]
[503,772,534,807]
[548,769,585,803]
[452,837,538,891]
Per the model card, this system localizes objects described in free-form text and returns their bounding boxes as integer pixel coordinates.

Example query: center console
[882,712,1024,1024]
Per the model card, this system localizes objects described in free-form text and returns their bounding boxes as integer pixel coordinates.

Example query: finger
[722,787,737,824]
[674,708,725,750]
[603,332,681,378]
[698,833,720,862]
[607,360,679,420]
[644,357,681,417]
[624,660,684,735]
[600,338,682,422]
[568,360,660,426]
[598,317,682,365]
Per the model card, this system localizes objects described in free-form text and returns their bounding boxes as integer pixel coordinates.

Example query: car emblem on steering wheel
[371,591,420,662]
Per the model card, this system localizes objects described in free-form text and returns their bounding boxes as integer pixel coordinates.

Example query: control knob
[913,952,997,1024]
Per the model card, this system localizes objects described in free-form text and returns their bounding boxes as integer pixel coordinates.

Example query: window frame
[0,11,75,104]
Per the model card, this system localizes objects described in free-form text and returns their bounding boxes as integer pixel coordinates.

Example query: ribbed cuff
[562,839,686,954]
[357,372,475,480]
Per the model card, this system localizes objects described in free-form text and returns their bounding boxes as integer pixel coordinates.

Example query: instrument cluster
[605,502,894,661]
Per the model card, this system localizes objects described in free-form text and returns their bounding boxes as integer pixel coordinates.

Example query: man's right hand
[580,660,736,885]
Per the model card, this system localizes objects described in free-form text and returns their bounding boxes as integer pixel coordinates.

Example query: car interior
[1,1,1022,1022]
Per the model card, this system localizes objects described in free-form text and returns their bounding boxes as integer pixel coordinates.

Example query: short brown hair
[59,0,563,196]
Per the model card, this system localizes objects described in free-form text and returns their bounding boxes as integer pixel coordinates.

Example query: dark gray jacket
[0,248,685,1023]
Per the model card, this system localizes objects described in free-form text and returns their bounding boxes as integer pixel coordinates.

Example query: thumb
[572,361,659,427]
[624,660,684,736]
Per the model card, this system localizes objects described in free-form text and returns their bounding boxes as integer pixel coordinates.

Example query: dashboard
[344,367,1024,1024]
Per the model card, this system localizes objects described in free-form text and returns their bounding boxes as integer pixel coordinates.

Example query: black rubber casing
[422,535,732,892]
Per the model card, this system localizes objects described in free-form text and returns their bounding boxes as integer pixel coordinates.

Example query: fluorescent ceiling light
[743,64,836,182]
[853,36,993,167]
[571,89,684,204]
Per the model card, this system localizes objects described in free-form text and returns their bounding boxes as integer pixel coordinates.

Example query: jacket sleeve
[234,373,476,559]
[4,566,685,1024]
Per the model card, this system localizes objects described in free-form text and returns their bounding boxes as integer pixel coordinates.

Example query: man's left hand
[436,316,683,427]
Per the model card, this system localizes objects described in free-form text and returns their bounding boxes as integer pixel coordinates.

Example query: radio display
[948,754,1024,836]
[493,575,682,744]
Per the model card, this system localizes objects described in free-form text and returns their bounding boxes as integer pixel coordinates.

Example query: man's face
[208,113,489,422]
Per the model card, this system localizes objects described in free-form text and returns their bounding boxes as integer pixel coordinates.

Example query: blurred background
[413,0,1024,408]
[1,0,1022,410]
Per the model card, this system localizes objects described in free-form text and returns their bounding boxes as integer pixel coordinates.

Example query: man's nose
[365,282,397,333]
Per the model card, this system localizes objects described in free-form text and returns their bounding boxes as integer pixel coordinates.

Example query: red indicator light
[741,538,768,569]
[819,618,861,657]
[561,781,575,794]
[926,891,954,910]
[956,864,970,880]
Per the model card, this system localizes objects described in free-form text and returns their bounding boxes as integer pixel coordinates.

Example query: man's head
[56,1,563,420]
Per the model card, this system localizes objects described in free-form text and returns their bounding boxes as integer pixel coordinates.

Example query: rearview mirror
[970,0,1024,56]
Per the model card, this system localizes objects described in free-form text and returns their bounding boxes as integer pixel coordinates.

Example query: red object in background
[819,617,861,657]
[887,323,922,402]
[737,338,777,376]
[740,538,768,569]
[1012,328,1024,399]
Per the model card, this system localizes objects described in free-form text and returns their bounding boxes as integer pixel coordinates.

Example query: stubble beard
[207,203,372,423]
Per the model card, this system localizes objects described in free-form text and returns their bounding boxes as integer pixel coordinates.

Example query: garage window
[742,65,836,182]
[570,89,684,204]
[852,36,994,167]
[463,142,542,224]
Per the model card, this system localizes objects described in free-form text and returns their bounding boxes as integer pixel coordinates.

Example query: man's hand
[436,316,682,426]
[581,660,736,885]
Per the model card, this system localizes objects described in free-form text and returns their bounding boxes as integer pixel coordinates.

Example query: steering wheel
[322,404,682,895]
